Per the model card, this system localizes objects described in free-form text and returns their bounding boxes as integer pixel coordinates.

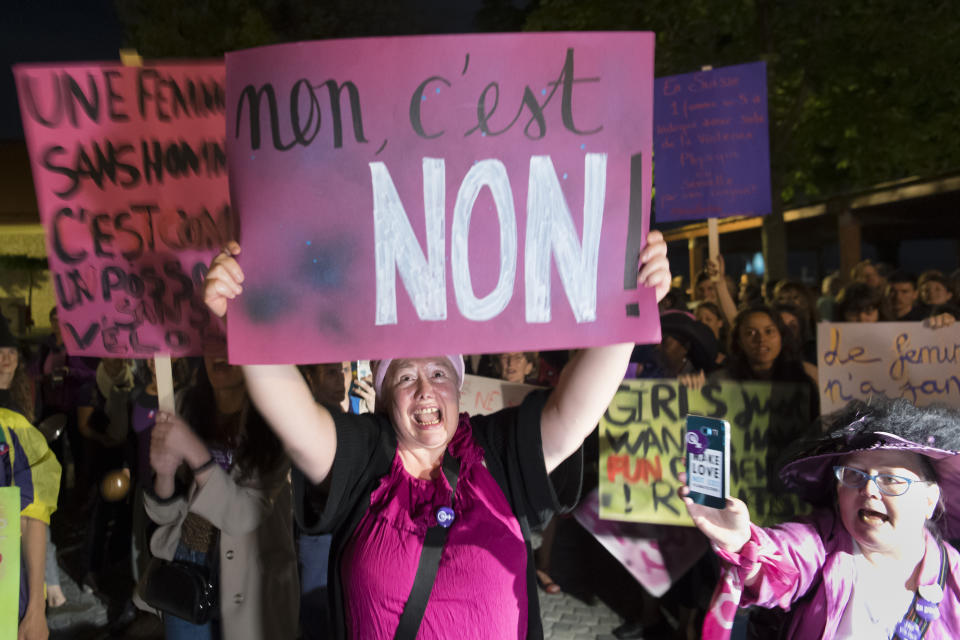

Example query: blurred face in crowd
[0,347,18,389]
[384,358,460,453]
[844,306,879,323]
[695,279,718,304]
[204,354,244,390]
[695,306,724,341]
[660,335,689,377]
[855,264,883,290]
[498,352,534,384]
[920,280,952,306]
[836,450,939,557]
[887,282,919,318]
[312,362,349,407]
[738,311,781,372]
[778,310,801,341]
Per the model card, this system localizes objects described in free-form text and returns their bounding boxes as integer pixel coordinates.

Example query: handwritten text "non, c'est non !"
[234,48,603,154]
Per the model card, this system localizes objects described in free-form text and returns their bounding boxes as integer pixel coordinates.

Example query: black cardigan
[293,389,583,639]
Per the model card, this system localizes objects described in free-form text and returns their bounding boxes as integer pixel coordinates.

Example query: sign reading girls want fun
[225,33,659,364]
[14,62,230,357]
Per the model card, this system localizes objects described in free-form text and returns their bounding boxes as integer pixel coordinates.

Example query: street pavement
[45,571,623,639]
[539,589,624,640]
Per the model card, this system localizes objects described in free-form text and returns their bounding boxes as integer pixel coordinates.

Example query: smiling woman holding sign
[681,398,960,640]
[202,232,671,639]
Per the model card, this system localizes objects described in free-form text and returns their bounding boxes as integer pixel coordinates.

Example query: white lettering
[524,153,606,323]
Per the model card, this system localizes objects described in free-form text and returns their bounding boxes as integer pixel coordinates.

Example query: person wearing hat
[681,398,960,639]
[202,233,672,639]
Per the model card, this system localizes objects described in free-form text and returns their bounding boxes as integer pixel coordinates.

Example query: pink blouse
[341,414,529,639]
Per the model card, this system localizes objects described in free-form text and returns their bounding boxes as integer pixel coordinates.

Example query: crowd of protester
[2,246,960,639]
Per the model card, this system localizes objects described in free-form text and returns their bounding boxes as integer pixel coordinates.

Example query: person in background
[884,271,927,321]
[835,282,882,323]
[772,280,818,334]
[683,398,960,639]
[772,302,817,366]
[738,273,763,309]
[817,271,842,322]
[0,320,62,640]
[918,272,954,308]
[143,355,298,640]
[33,306,98,501]
[496,352,539,386]
[694,301,728,366]
[658,287,689,313]
[711,305,817,391]
[850,259,884,293]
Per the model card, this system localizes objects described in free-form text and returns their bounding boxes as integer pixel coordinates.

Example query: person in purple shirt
[202,233,672,639]
[682,398,960,640]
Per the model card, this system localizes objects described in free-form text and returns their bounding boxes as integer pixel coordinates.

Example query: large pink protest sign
[14,62,229,357]
[226,33,658,364]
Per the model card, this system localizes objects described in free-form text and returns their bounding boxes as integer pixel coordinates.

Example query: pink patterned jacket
[702,510,960,639]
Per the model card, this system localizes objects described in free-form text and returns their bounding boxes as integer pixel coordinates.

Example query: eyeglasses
[833,466,929,497]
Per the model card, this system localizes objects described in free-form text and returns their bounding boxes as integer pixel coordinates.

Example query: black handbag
[142,555,218,624]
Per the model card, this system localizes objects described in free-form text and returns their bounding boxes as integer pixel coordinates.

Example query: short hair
[919,272,949,289]
[886,271,917,288]
[836,282,881,318]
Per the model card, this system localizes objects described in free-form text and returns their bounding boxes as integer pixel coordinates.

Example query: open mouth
[858,508,890,525]
[412,407,442,427]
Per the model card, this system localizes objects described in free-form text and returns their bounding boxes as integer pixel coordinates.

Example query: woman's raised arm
[204,243,337,484]
[540,231,672,473]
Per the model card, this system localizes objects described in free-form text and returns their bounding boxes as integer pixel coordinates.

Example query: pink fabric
[703,511,960,639]
[341,413,528,639]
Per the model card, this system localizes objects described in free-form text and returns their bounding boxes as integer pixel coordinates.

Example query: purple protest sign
[653,61,771,222]
[225,33,659,364]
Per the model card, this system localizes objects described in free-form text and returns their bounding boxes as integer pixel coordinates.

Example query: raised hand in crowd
[150,411,213,498]
[203,241,244,318]
[350,375,376,413]
[924,312,956,330]
[677,472,751,551]
[705,254,738,325]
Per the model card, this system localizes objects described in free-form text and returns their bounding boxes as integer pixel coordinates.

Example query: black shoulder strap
[393,453,460,640]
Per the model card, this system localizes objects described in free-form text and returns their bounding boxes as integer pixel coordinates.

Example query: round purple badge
[436,507,455,528]
[916,598,941,622]
[686,430,708,455]
[895,619,921,640]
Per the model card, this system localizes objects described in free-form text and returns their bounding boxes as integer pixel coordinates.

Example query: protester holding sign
[143,356,298,640]
[201,232,670,639]
[682,398,960,639]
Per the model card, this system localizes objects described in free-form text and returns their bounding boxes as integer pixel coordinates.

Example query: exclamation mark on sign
[623,484,633,513]
[623,153,645,317]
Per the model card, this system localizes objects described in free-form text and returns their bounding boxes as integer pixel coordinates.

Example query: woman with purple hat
[681,398,960,639]
[202,233,672,639]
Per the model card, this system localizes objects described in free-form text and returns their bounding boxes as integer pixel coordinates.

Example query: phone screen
[684,414,731,510]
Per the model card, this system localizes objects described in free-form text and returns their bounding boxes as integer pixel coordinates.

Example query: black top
[293,389,583,640]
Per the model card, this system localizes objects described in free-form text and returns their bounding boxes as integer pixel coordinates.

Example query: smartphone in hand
[684,414,731,510]
[349,361,372,414]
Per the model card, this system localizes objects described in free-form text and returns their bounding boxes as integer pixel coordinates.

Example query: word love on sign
[599,379,811,527]
[817,321,960,414]
[225,33,658,364]
[14,62,230,357]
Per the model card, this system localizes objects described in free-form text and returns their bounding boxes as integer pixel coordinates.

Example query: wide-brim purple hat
[779,399,960,538]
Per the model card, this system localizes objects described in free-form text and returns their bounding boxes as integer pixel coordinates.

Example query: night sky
[1,1,123,139]
[0,0,483,140]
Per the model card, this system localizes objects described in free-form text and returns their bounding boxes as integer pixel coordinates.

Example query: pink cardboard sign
[226,33,658,364]
[14,62,230,357]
